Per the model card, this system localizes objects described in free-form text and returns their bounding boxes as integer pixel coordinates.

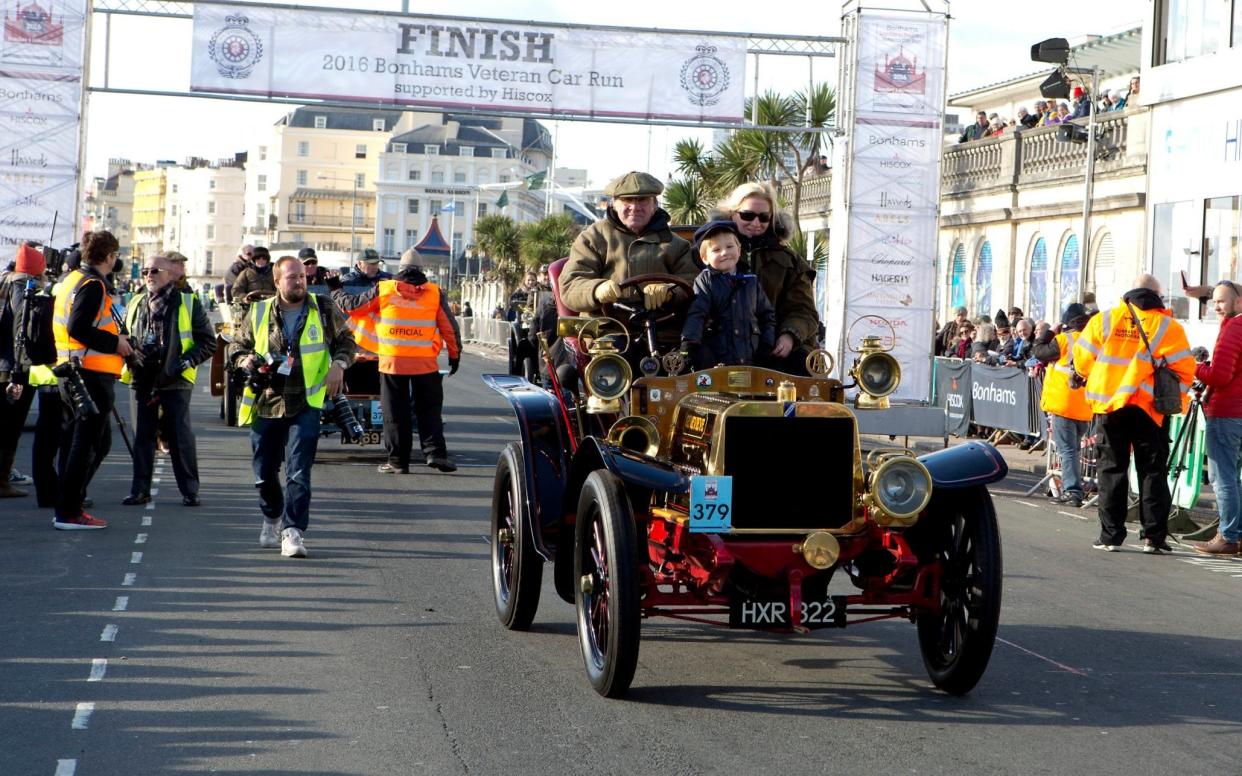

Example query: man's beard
[282,287,307,304]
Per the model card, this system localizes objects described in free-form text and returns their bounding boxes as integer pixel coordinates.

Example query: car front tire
[491,442,543,630]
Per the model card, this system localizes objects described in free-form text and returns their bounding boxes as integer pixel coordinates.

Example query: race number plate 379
[689,475,732,533]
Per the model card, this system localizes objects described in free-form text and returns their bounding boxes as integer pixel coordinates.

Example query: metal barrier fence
[932,357,1044,437]
[457,316,512,348]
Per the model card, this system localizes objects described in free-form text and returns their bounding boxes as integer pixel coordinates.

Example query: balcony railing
[779,171,832,219]
[940,107,1147,196]
[286,214,375,229]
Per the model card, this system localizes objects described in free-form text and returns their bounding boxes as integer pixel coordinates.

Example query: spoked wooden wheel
[490,443,542,630]
[916,486,1003,695]
[574,471,640,698]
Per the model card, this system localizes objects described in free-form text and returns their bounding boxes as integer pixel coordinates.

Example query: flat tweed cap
[604,171,663,198]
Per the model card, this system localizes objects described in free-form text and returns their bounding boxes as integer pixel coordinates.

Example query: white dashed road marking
[100,625,118,642]
[144,502,154,511]
[141,516,152,526]
[121,573,136,586]
[150,488,159,496]
[112,596,128,612]
[130,552,143,564]
[135,533,147,544]
[87,659,107,682]
[55,759,76,775]
[70,702,94,729]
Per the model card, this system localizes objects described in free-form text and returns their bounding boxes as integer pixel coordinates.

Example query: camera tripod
[1166,385,1212,536]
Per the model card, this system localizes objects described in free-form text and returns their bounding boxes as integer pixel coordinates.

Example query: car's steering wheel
[602,272,695,324]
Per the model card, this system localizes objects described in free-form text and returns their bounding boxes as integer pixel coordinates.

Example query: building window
[407,198,420,214]
[949,244,966,310]
[452,232,463,256]
[460,147,474,158]
[373,118,386,131]
[383,228,395,256]
[356,144,367,159]
[424,145,440,155]
[405,229,418,248]
[170,205,177,216]
[499,174,511,183]
[392,143,407,153]
[355,172,365,188]
[492,148,508,159]
[453,170,467,183]
[257,174,267,192]
[207,201,216,215]
[353,203,365,226]
[408,168,421,181]
[431,170,444,183]
[297,141,309,157]
[259,146,267,161]
[1157,0,1236,64]
[1093,231,1119,314]
[257,203,266,219]
[452,199,464,215]
[204,250,214,274]
[477,203,488,217]
[313,115,327,128]
[171,184,178,194]
[209,179,216,190]
[1152,200,1196,318]
[293,202,306,223]
[974,241,993,316]
[206,224,215,240]
[296,170,308,186]
[430,199,442,213]
[1028,238,1047,321]
[1058,234,1080,314]
[352,234,361,250]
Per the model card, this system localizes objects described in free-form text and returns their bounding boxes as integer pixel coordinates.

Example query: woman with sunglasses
[711,182,821,375]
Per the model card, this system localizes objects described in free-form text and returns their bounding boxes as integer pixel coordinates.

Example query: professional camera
[51,357,99,416]
[241,352,285,393]
[327,394,365,443]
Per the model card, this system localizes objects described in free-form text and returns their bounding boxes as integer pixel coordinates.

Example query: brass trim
[865,455,932,526]
[606,416,661,457]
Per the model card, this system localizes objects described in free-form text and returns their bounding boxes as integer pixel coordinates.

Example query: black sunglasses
[140,268,163,277]
[737,210,771,224]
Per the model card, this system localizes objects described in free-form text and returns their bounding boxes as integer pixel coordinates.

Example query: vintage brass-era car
[483,277,1007,698]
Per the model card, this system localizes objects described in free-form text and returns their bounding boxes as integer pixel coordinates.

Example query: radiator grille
[723,415,857,531]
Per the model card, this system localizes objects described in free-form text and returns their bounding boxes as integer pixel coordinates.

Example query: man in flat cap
[559,171,698,326]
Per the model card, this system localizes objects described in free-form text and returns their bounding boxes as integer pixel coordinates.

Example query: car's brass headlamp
[864,451,932,526]
[852,334,901,410]
[583,339,631,414]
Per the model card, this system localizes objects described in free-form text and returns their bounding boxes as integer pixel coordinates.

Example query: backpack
[10,280,56,366]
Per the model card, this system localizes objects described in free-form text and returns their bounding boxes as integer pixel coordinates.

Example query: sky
[82,0,1146,187]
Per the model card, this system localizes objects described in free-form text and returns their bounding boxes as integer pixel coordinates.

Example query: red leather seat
[546,257,576,317]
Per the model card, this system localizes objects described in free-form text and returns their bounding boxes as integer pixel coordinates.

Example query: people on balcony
[959,111,989,143]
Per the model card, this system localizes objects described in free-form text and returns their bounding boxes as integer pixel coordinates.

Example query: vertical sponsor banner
[190,4,746,123]
[830,8,947,401]
[933,357,971,436]
[970,363,1033,433]
[0,0,88,250]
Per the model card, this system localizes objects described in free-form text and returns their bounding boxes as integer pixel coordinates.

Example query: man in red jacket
[1191,280,1242,555]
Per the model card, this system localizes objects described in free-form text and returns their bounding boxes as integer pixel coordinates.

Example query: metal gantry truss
[88,0,844,132]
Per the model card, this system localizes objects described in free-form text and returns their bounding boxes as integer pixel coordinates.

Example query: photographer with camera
[51,230,134,530]
[233,255,354,558]
[1031,303,1094,508]
[120,255,216,507]
[329,247,461,475]
[0,243,51,498]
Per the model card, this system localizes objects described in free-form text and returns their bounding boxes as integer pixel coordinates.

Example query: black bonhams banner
[970,363,1034,433]
[934,358,971,436]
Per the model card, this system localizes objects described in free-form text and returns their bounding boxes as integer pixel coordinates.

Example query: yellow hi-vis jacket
[1072,301,1196,425]
[1040,331,1093,421]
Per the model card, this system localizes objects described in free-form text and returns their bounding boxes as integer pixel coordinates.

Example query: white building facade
[164,162,246,281]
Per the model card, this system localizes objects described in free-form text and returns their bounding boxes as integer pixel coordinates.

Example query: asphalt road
[2,349,1240,776]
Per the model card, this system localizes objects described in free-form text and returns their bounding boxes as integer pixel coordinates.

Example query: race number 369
[689,475,733,533]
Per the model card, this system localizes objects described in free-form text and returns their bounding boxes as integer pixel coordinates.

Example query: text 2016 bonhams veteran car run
[189,4,747,123]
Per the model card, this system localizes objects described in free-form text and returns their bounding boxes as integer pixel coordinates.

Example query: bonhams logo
[208,13,263,80]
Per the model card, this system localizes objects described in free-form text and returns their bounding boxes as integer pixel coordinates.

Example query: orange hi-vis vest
[1072,302,1196,425]
[349,279,444,375]
[53,269,123,377]
[1040,330,1092,421]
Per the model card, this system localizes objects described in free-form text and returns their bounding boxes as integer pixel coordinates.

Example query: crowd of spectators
[958,76,1139,144]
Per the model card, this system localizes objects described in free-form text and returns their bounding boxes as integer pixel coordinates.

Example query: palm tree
[474,214,522,294]
[663,176,713,225]
[518,214,579,269]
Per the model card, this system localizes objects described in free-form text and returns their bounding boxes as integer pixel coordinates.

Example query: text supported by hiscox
[191,5,748,121]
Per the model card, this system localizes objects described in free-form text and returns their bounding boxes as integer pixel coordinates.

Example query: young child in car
[680,220,776,369]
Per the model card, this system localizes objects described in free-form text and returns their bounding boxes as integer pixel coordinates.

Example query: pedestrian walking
[120,254,216,507]
[233,255,355,557]
[330,247,462,474]
[1032,303,1094,507]
[51,230,135,530]
[1189,280,1242,555]
[1073,274,1196,553]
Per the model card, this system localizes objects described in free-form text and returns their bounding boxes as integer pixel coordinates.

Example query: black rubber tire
[491,442,543,630]
[916,486,1003,695]
[574,470,641,698]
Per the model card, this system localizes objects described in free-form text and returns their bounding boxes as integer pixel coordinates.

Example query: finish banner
[0,0,89,251]
[190,5,747,122]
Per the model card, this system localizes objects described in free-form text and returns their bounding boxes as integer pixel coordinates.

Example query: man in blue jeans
[233,256,354,558]
[1191,280,1242,555]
